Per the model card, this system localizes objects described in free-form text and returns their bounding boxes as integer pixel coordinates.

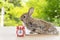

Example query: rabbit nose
[21,19,23,21]
[20,18,23,21]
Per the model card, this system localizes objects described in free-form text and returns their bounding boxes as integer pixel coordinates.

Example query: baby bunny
[20,7,59,35]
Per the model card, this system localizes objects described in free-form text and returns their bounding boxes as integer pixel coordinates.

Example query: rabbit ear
[28,7,34,16]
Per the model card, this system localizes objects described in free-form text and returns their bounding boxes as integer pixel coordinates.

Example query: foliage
[26,0,60,26]
[0,0,60,26]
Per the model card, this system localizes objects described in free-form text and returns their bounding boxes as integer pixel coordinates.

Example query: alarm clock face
[17,30,23,35]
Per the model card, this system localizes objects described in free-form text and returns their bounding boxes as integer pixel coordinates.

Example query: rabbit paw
[30,29,37,34]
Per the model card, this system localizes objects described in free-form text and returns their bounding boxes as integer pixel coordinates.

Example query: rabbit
[20,7,59,35]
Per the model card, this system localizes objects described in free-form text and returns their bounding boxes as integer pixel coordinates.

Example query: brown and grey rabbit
[20,7,59,35]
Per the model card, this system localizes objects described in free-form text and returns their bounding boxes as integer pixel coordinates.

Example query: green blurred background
[0,0,60,26]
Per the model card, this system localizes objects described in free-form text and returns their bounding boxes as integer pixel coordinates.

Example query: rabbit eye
[23,16,25,18]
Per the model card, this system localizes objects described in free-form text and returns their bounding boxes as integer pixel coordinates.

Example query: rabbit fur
[20,7,59,35]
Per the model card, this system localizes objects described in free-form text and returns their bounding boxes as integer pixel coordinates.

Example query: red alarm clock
[16,26,25,37]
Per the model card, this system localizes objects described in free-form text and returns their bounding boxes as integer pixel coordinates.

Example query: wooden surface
[0,27,60,40]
